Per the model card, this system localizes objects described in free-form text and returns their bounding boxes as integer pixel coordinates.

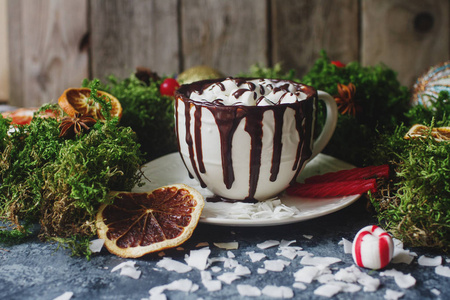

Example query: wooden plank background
[3,0,450,107]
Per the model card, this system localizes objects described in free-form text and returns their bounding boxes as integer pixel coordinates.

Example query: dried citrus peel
[96,184,204,258]
[58,88,123,121]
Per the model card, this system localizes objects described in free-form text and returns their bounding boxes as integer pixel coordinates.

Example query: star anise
[59,113,97,139]
[334,83,358,116]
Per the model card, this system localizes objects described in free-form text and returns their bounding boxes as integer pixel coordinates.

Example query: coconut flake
[435,265,450,277]
[277,247,298,260]
[358,273,381,292]
[234,264,251,276]
[294,266,320,283]
[187,248,211,270]
[257,240,280,249]
[224,258,239,269]
[111,261,141,279]
[418,255,442,267]
[149,279,195,296]
[246,251,266,262]
[338,238,352,254]
[257,268,268,274]
[392,249,416,265]
[213,242,239,250]
[217,272,240,284]
[380,269,416,289]
[53,292,73,300]
[303,235,313,240]
[300,255,341,267]
[293,282,307,290]
[156,257,192,273]
[384,289,404,300]
[280,239,297,248]
[89,239,104,253]
[264,259,290,272]
[261,285,294,298]
[203,280,222,292]
[314,284,341,298]
[237,284,261,297]
[211,266,222,273]
[431,288,440,296]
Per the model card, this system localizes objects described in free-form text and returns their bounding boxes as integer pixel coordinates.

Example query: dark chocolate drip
[218,82,225,91]
[207,195,257,204]
[270,107,287,182]
[246,82,256,91]
[194,105,205,173]
[184,102,207,187]
[244,111,264,200]
[206,106,245,189]
[293,105,306,171]
[232,88,249,99]
[175,97,194,179]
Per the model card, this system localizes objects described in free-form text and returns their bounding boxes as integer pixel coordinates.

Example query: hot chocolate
[175,78,337,202]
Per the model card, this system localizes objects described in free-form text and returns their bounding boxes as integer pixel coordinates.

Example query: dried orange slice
[96,184,204,258]
[58,88,122,121]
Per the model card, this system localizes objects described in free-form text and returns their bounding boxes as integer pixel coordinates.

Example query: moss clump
[0,84,144,257]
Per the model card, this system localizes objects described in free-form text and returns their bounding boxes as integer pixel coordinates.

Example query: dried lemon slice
[58,88,122,121]
[96,184,204,258]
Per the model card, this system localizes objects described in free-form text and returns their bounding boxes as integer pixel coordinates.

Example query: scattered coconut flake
[156,257,192,273]
[187,248,211,270]
[317,273,335,283]
[89,239,104,253]
[277,247,298,260]
[247,251,266,262]
[237,284,261,297]
[380,269,416,289]
[53,292,73,300]
[334,267,358,283]
[384,289,404,300]
[303,235,313,240]
[149,279,195,296]
[332,282,361,293]
[257,240,280,249]
[214,242,239,250]
[234,264,251,276]
[111,261,141,279]
[431,288,440,296]
[196,242,209,247]
[418,255,442,267]
[314,284,341,298]
[300,255,341,267]
[294,266,320,283]
[217,272,240,284]
[435,265,450,277]
[211,266,222,273]
[148,294,166,300]
[202,280,222,292]
[264,259,290,272]
[227,251,235,258]
[392,249,416,265]
[201,271,212,281]
[280,239,297,248]
[358,273,381,292]
[338,238,352,254]
[261,285,294,298]
[224,258,239,269]
[203,198,302,220]
[257,268,268,274]
[293,282,307,290]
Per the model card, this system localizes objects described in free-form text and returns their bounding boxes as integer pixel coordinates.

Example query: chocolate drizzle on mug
[175,78,316,201]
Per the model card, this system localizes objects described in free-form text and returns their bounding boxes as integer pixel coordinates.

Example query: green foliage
[0,98,143,257]
[83,75,177,161]
[239,63,298,81]
[301,50,410,166]
[369,92,450,251]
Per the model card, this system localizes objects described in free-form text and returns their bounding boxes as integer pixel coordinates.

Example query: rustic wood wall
[4,0,450,107]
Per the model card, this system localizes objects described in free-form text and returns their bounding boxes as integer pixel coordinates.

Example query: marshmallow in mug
[189,77,309,106]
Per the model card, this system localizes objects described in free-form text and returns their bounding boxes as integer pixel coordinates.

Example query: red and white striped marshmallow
[352,225,394,270]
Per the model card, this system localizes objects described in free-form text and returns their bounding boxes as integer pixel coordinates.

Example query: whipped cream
[189,78,309,106]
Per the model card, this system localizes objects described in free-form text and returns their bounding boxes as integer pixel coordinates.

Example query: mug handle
[310,90,338,159]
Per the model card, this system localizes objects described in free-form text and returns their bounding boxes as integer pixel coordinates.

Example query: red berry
[160,78,180,96]
[331,61,345,68]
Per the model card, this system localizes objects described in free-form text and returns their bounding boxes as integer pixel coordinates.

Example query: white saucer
[133,153,361,227]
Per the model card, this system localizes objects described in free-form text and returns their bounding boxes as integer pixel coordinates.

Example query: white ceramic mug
[175,78,338,201]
